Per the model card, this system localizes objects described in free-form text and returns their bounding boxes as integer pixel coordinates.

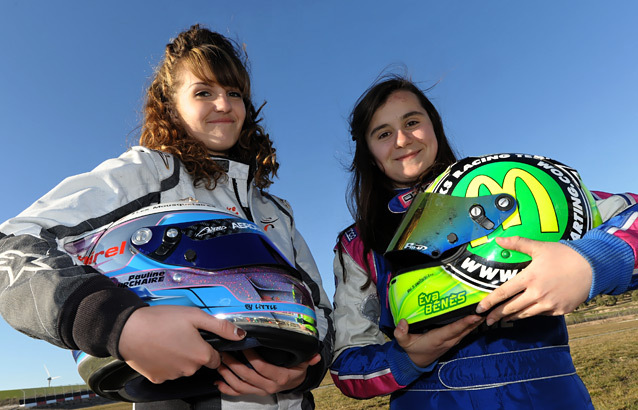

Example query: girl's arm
[477,191,638,323]
[330,242,481,399]
[0,148,170,357]
[330,248,414,399]
[0,148,248,383]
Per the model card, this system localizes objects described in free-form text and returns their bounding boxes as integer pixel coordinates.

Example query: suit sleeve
[329,243,434,399]
[562,191,638,299]
[0,148,174,358]
[275,200,334,393]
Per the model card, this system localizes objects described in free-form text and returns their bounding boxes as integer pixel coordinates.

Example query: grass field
[569,316,638,410]
[311,321,638,410]
[2,299,637,410]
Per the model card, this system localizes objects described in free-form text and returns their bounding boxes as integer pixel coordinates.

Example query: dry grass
[568,316,638,410]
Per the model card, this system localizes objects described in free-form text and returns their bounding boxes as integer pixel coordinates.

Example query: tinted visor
[385,192,517,266]
[131,218,294,272]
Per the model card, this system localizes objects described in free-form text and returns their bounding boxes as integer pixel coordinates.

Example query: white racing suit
[0,146,334,410]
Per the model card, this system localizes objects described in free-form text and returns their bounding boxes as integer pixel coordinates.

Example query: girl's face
[365,90,438,188]
[174,67,246,155]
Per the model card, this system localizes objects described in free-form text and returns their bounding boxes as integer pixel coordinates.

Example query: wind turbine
[44,364,61,388]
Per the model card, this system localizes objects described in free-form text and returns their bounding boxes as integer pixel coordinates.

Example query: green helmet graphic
[386,153,602,331]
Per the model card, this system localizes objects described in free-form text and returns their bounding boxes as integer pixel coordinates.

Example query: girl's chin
[391,169,430,188]
[392,178,419,189]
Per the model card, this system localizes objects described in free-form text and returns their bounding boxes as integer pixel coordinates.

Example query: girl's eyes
[193,89,242,99]
[374,121,419,140]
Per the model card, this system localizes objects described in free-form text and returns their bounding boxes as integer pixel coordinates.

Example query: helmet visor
[386,192,517,263]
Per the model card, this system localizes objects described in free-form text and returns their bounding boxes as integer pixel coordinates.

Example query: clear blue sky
[1,0,636,391]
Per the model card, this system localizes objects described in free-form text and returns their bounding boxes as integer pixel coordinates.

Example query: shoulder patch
[337,225,378,285]
[275,196,292,212]
[360,293,380,325]
[157,151,172,169]
[266,193,293,214]
[132,146,175,172]
[344,226,358,242]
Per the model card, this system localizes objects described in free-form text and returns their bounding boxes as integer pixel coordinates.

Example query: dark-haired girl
[330,75,637,409]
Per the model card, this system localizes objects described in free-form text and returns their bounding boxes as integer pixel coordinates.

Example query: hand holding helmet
[476,236,593,325]
[392,315,484,367]
[119,305,247,384]
[215,349,321,396]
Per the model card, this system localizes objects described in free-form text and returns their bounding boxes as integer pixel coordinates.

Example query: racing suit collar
[388,187,418,214]
[209,156,250,182]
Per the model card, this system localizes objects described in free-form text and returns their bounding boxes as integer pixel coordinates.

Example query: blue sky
[1,0,636,391]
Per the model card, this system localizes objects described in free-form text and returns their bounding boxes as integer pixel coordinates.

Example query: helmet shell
[67,202,319,402]
[386,153,602,331]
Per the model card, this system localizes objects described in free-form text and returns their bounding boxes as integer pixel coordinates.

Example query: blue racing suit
[330,190,638,409]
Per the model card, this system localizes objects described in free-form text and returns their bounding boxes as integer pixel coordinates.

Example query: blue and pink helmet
[68,201,320,402]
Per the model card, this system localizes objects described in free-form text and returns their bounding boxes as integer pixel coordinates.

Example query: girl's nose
[395,129,411,147]
[213,93,232,112]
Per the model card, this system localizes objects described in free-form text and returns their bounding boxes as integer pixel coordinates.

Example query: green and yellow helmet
[385,153,602,331]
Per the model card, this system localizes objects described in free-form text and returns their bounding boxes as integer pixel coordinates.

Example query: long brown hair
[139,24,278,189]
[339,74,457,288]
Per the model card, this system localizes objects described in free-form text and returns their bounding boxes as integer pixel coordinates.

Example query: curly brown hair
[139,24,278,189]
